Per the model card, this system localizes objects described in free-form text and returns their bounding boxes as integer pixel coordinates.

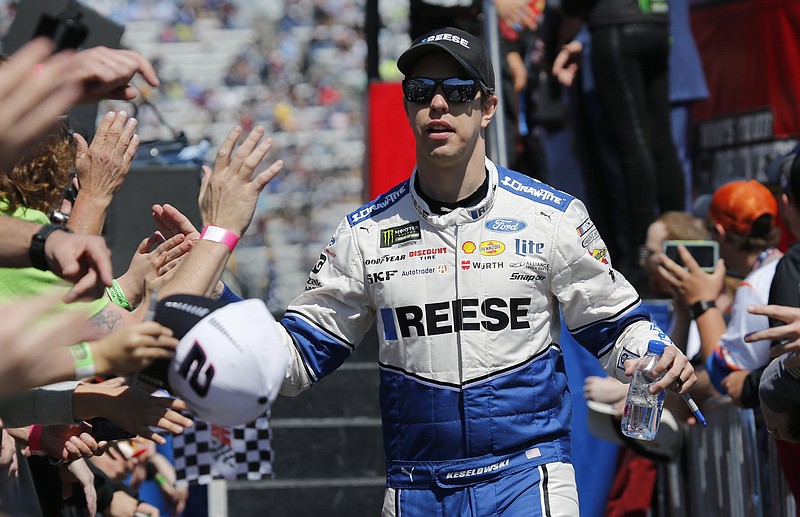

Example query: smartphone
[662,240,719,272]
[88,417,135,442]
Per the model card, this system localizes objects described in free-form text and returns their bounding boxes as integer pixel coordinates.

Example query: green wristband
[69,342,95,379]
[106,279,133,311]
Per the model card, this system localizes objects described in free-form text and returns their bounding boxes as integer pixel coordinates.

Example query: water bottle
[621,340,667,441]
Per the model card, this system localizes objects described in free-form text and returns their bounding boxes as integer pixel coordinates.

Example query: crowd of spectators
[70,0,410,311]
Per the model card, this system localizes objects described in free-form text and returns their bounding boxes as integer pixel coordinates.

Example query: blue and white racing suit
[275,159,673,515]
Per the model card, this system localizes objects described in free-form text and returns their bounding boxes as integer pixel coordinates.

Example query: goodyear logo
[380,222,421,248]
[480,240,505,256]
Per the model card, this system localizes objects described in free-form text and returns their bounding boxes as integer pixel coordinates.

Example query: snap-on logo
[485,218,527,233]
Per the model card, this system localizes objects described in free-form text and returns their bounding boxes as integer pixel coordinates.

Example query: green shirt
[0,202,108,316]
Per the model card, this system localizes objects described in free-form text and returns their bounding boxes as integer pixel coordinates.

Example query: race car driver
[157,26,697,517]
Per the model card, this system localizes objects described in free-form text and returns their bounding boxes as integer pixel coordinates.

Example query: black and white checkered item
[172,411,274,486]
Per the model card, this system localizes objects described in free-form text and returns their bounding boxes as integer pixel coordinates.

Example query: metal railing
[655,396,796,516]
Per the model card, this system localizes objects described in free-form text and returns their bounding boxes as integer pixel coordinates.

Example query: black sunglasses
[402,77,480,104]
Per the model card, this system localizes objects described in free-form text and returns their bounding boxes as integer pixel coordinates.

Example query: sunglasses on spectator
[402,77,480,104]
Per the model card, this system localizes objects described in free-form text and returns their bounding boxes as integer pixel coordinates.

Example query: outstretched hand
[44,230,113,303]
[200,125,283,236]
[0,38,82,171]
[746,304,800,357]
[74,111,139,203]
[67,46,159,103]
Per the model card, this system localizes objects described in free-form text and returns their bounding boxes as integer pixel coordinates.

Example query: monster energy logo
[638,0,668,13]
[380,222,421,248]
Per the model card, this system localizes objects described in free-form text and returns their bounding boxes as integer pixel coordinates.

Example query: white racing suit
[275,159,673,515]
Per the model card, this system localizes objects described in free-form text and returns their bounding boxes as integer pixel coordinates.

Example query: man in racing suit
[158,26,697,516]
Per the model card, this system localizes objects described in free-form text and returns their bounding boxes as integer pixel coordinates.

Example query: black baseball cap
[765,143,800,199]
[397,27,495,95]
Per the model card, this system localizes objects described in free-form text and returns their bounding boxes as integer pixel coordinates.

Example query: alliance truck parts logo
[380,222,421,248]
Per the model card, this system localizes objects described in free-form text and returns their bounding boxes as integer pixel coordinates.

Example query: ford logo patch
[485,218,527,233]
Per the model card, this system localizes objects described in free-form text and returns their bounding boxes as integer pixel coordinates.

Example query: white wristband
[200,225,239,252]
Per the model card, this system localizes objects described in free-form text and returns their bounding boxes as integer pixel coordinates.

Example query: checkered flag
[172,411,274,486]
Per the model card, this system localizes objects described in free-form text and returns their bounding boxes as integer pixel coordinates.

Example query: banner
[367,81,416,200]
[690,0,800,193]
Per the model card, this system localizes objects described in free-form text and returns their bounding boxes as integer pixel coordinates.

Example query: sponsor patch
[311,253,327,274]
[401,267,436,277]
[409,247,447,259]
[581,228,601,249]
[471,261,504,269]
[480,240,506,256]
[380,222,421,248]
[617,348,640,370]
[305,278,322,291]
[590,248,609,264]
[462,241,477,254]
[364,254,406,266]
[576,218,594,237]
[499,176,567,208]
[509,272,545,282]
[485,218,527,233]
[509,261,550,271]
[349,183,407,224]
[367,270,398,284]
[514,239,545,256]
[461,260,471,271]
[437,264,448,274]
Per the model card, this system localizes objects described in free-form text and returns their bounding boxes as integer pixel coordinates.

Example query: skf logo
[462,241,477,254]
[590,248,609,264]
[480,240,505,256]
[380,222,421,248]
[367,270,398,284]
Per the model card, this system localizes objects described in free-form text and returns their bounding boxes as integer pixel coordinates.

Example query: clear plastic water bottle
[621,340,667,441]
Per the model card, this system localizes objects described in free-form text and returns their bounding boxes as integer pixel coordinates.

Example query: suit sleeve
[277,218,375,396]
[550,198,675,382]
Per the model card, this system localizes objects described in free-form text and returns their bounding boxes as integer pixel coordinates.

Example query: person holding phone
[658,179,782,395]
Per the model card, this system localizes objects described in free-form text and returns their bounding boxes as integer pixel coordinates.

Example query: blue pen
[682,392,707,427]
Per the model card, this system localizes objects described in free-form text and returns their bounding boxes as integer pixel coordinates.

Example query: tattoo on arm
[88,305,124,335]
